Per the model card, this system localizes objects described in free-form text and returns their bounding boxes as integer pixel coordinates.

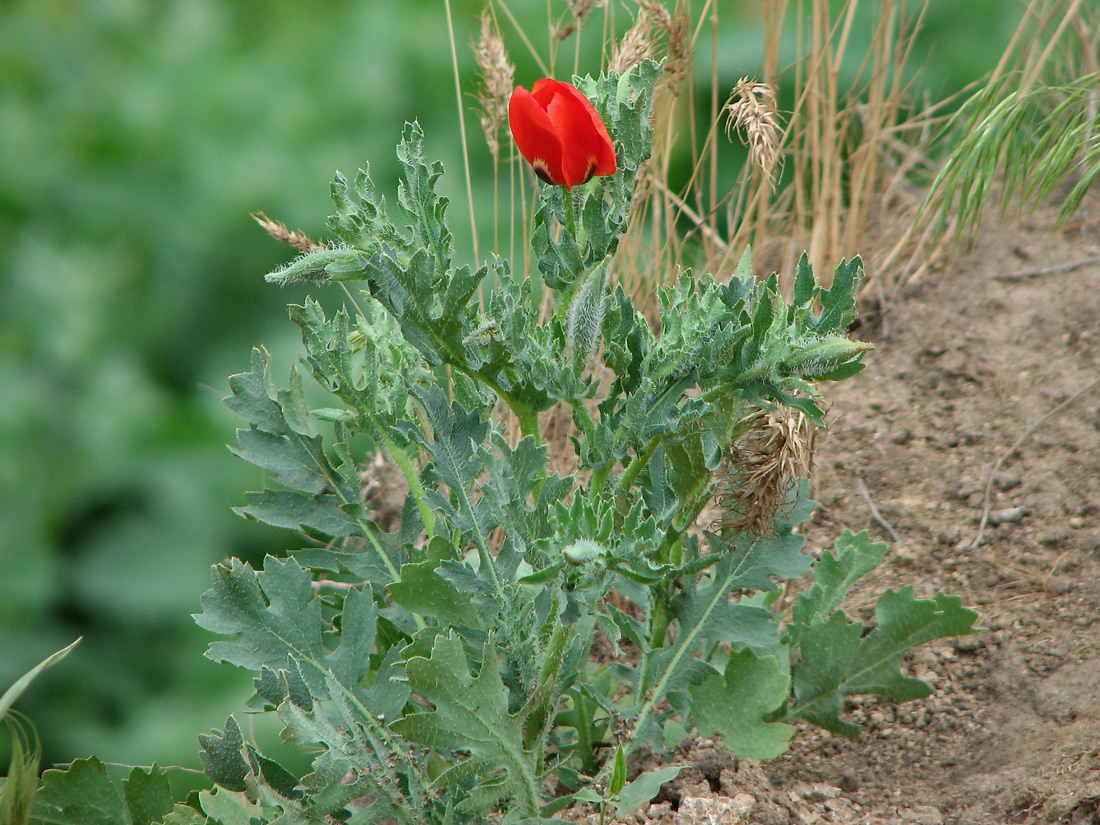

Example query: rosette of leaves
[29,61,976,825]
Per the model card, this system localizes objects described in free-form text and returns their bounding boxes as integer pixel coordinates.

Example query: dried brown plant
[714,408,814,536]
[610,8,656,74]
[567,0,605,25]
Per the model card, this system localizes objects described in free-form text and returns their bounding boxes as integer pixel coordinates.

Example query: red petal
[509,86,567,186]
[531,79,617,187]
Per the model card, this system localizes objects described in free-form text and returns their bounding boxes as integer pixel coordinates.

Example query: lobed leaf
[789,530,886,649]
[392,633,542,819]
[790,588,979,736]
[31,759,172,825]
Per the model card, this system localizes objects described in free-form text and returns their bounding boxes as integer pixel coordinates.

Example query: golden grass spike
[567,0,605,24]
[251,212,322,252]
[473,9,516,162]
[610,8,655,74]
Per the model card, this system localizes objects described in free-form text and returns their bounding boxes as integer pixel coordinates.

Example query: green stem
[510,399,542,445]
[521,621,572,750]
[378,429,434,541]
[574,689,597,775]
[587,466,610,503]
[615,435,663,500]
[456,363,541,445]
[569,396,597,444]
[648,583,674,653]
[552,191,584,328]
[563,187,577,239]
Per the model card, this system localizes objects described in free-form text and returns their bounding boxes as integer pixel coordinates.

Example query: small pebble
[1045,576,1075,595]
[989,506,1028,525]
[955,636,985,653]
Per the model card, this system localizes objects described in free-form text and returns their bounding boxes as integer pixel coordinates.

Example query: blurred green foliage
[0,0,1017,776]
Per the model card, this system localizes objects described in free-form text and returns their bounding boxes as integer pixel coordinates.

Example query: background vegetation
[0,0,1024,777]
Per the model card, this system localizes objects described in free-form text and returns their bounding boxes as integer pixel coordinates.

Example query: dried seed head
[663,8,691,86]
[635,0,672,31]
[611,8,655,74]
[473,10,515,161]
[639,1,690,95]
[556,0,605,40]
[568,0,605,24]
[252,212,321,252]
[714,408,813,536]
[724,78,783,189]
[553,22,577,42]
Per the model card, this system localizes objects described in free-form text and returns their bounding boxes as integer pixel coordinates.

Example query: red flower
[508,79,617,189]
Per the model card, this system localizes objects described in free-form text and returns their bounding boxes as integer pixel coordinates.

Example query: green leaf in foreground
[0,639,81,721]
[31,759,172,825]
[612,765,684,817]
[790,588,979,736]
[788,530,886,649]
[195,556,325,694]
[3,713,40,825]
[392,633,540,819]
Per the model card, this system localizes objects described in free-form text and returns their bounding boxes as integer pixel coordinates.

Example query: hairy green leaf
[392,633,541,819]
[198,717,250,793]
[612,765,684,817]
[789,530,887,649]
[690,649,795,759]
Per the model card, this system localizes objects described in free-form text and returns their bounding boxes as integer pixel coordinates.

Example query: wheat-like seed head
[252,212,321,252]
[635,0,671,31]
[724,78,783,189]
[611,8,655,74]
[473,10,515,162]
[639,0,689,93]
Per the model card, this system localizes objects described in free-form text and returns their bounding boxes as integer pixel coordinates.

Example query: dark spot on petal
[579,158,597,185]
[532,158,556,185]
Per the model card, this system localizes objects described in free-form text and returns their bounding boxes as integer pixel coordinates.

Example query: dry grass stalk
[612,1,700,320]
[724,78,783,190]
[714,408,814,536]
[646,1,691,97]
[252,212,321,252]
[473,10,515,162]
[555,0,607,42]
[708,0,930,295]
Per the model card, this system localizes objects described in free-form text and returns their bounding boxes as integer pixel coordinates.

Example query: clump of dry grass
[914,0,1100,257]
[610,6,656,74]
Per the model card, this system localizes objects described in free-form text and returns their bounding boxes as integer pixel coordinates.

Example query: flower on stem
[508,79,617,189]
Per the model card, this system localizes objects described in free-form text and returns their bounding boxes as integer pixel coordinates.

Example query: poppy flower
[509,78,617,189]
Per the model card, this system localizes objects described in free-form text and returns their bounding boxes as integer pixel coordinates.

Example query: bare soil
[632,209,1100,824]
